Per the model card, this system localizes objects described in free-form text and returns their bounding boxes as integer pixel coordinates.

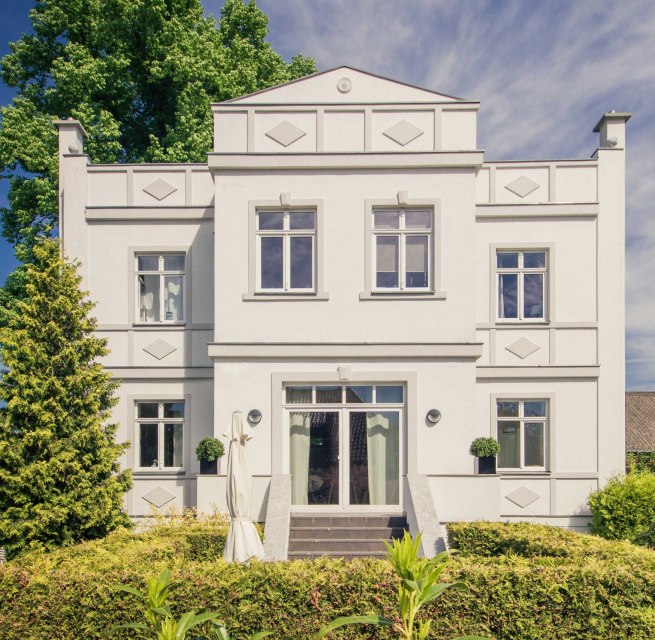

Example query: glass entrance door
[290,411,340,506]
[348,411,400,507]
[286,384,403,510]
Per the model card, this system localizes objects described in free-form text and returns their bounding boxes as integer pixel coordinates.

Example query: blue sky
[1,0,655,388]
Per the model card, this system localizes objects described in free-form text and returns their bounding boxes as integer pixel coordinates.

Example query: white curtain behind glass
[290,412,311,505]
[165,277,183,321]
[367,412,386,504]
[139,275,159,322]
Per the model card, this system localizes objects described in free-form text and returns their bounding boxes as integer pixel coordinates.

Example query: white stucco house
[55,67,629,557]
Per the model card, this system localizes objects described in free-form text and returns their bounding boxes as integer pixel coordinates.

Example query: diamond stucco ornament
[383,119,424,146]
[142,486,176,508]
[143,178,177,201]
[265,121,307,147]
[143,338,177,361]
[504,175,540,198]
[505,486,540,509]
[505,337,540,359]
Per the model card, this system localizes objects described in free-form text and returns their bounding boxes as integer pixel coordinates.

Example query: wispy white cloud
[205,0,655,388]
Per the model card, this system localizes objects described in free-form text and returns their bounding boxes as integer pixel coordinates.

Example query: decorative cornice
[208,342,484,359]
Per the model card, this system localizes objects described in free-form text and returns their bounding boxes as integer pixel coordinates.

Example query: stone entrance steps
[288,513,408,559]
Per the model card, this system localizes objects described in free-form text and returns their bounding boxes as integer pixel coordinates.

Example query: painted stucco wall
[213,169,477,344]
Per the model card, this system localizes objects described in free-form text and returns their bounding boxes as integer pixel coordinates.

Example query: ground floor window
[136,400,185,470]
[285,384,403,508]
[496,399,547,471]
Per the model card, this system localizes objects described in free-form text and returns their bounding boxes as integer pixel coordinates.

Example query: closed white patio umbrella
[223,411,264,563]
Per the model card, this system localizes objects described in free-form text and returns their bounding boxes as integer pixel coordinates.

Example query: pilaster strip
[489,166,497,203]
[126,167,134,206]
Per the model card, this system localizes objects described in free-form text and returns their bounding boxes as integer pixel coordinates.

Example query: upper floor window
[497,251,547,321]
[257,210,315,292]
[136,400,185,470]
[136,254,185,323]
[496,399,547,471]
[373,208,432,291]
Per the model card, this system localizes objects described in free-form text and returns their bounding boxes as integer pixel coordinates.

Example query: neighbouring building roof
[626,392,655,452]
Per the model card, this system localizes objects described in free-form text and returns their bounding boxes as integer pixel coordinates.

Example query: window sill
[242,292,329,301]
[359,290,447,301]
[133,470,187,476]
[498,470,550,476]
[494,320,549,326]
[132,323,187,330]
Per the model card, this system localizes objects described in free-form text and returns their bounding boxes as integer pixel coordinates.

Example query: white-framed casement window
[136,400,185,470]
[256,210,316,292]
[496,399,547,471]
[372,208,432,291]
[136,254,185,323]
[497,250,547,321]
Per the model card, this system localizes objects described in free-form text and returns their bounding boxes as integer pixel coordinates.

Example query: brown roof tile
[626,392,655,452]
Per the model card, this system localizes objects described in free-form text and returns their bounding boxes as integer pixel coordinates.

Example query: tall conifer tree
[0,239,131,558]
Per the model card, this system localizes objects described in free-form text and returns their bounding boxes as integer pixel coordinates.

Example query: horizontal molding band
[483,159,597,167]
[108,367,213,379]
[86,207,213,221]
[213,101,481,109]
[208,342,484,359]
[208,151,484,171]
[498,515,592,522]
[476,202,599,218]
[88,162,208,171]
[428,473,599,479]
[500,473,599,480]
[476,366,600,379]
[97,324,213,331]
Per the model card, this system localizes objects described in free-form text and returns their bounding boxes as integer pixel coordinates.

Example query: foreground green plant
[115,569,271,640]
[318,532,486,640]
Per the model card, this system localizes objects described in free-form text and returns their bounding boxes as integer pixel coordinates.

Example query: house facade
[56,67,629,554]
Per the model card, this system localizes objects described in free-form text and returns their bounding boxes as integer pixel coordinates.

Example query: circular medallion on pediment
[337,77,352,94]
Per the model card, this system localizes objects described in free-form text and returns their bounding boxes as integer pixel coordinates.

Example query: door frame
[283,386,405,513]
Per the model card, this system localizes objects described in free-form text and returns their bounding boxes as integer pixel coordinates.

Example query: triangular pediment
[220,66,468,105]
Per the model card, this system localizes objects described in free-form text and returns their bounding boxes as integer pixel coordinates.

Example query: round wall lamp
[247,409,262,425]
[426,409,441,425]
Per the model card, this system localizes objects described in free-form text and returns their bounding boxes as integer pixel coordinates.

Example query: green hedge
[446,520,647,560]
[1,520,655,639]
[588,472,655,543]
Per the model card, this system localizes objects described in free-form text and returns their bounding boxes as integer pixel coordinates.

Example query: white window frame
[245,198,328,300]
[135,400,185,471]
[495,398,548,472]
[255,209,316,293]
[361,197,444,300]
[134,253,186,324]
[495,249,548,323]
[371,208,433,292]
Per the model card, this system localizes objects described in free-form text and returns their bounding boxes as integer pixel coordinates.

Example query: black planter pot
[477,456,496,475]
[199,459,218,475]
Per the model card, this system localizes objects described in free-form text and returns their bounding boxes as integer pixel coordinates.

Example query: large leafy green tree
[0,238,132,558]
[0,0,315,250]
